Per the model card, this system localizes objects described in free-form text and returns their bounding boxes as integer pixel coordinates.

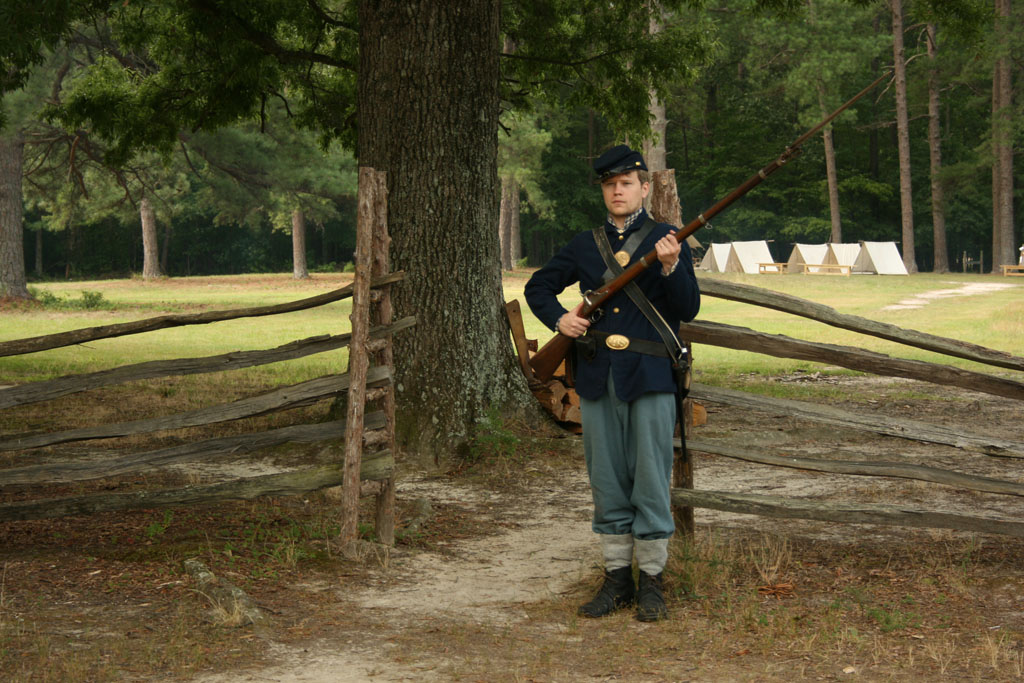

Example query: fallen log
[0,317,415,411]
[0,450,393,522]
[686,438,1024,497]
[0,414,386,486]
[0,366,392,452]
[679,320,1024,401]
[690,382,1024,458]
[671,487,1024,538]
[697,278,1024,373]
[0,272,405,359]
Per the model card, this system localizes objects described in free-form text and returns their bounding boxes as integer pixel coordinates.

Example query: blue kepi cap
[593,144,647,181]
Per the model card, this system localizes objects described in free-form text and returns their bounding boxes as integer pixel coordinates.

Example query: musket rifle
[528,71,893,383]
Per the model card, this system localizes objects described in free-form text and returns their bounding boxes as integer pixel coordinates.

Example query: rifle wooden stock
[528,331,576,384]
[527,72,892,383]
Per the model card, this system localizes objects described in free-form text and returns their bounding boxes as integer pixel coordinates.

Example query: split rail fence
[675,276,1024,539]
[0,168,409,546]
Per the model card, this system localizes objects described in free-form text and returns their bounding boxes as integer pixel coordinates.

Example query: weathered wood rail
[697,277,1024,372]
[0,167,409,543]
[668,276,1024,539]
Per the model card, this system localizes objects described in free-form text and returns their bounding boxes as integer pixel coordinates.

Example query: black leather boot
[636,571,668,622]
[578,566,636,618]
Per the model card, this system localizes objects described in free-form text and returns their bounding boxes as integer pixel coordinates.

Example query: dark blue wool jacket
[525,210,700,402]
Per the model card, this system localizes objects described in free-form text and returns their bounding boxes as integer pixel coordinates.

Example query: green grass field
[1,270,1021,388]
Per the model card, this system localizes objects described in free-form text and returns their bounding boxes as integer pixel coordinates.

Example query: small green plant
[32,289,62,306]
[78,290,106,309]
[27,288,111,310]
[464,407,519,465]
[342,261,356,273]
[865,604,920,632]
[144,510,175,539]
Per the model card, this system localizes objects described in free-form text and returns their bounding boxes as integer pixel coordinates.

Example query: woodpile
[505,301,583,432]
[528,359,582,431]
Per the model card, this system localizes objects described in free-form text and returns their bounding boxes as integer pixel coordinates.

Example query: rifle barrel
[528,71,892,382]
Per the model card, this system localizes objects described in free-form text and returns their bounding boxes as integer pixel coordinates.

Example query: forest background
[0,0,1019,459]
[0,0,1018,283]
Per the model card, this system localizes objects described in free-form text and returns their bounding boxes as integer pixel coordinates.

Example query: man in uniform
[525,145,700,621]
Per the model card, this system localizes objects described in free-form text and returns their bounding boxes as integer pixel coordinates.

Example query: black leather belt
[586,330,671,357]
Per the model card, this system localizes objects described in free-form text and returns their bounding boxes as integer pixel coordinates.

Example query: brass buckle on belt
[605,334,630,350]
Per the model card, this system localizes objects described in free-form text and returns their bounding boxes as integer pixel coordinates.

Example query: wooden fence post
[339,168,385,544]
[649,169,696,538]
[369,172,396,546]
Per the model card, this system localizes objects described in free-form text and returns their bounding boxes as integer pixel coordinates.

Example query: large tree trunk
[891,0,917,273]
[992,0,1015,271]
[140,197,163,279]
[292,207,309,279]
[926,24,949,273]
[357,0,534,460]
[0,132,29,299]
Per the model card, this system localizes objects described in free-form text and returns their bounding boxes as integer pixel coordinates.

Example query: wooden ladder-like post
[368,171,396,546]
[340,167,387,545]
[649,169,696,539]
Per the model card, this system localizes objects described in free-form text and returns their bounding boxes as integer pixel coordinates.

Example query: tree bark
[890,0,917,273]
[499,176,516,270]
[992,0,1015,270]
[820,110,842,243]
[926,24,949,273]
[357,0,534,459]
[140,197,163,279]
[292,207,309,279]
[889,0,918,272]
[0,132,29,299]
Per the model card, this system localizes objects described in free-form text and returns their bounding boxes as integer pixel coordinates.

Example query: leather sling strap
[592,219,692,470]
[592,220,687,365]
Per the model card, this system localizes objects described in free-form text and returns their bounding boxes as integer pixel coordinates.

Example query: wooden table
[800,263,851,276]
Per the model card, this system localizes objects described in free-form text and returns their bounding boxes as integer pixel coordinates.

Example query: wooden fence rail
[690,382,1024,458]
[679,319,1024,401]
[698,277,1024,372]
[1,166,407,546]
[0,450,394,523]
[0,317,415,410]
[671,488,1024,539]
[0,366,393,451]
[665,277,1024,539]
[0,413,386,486]
[0,272,404,359]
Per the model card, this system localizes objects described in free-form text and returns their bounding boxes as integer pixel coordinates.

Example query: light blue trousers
[580,371,676,540]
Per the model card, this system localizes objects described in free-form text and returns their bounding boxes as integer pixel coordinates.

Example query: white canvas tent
[787,243,829,273]
[730,240,777,274]
[699,243,741,272]
[854,241,908,275]
[825,243,862,268]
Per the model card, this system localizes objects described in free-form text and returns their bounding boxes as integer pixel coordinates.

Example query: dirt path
[881,281,1018,310]
[190,374,1024,682]
[194,469,598,682]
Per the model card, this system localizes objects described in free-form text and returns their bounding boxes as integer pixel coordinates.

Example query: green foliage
[463,407,520,467]
[28,287,110,310]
